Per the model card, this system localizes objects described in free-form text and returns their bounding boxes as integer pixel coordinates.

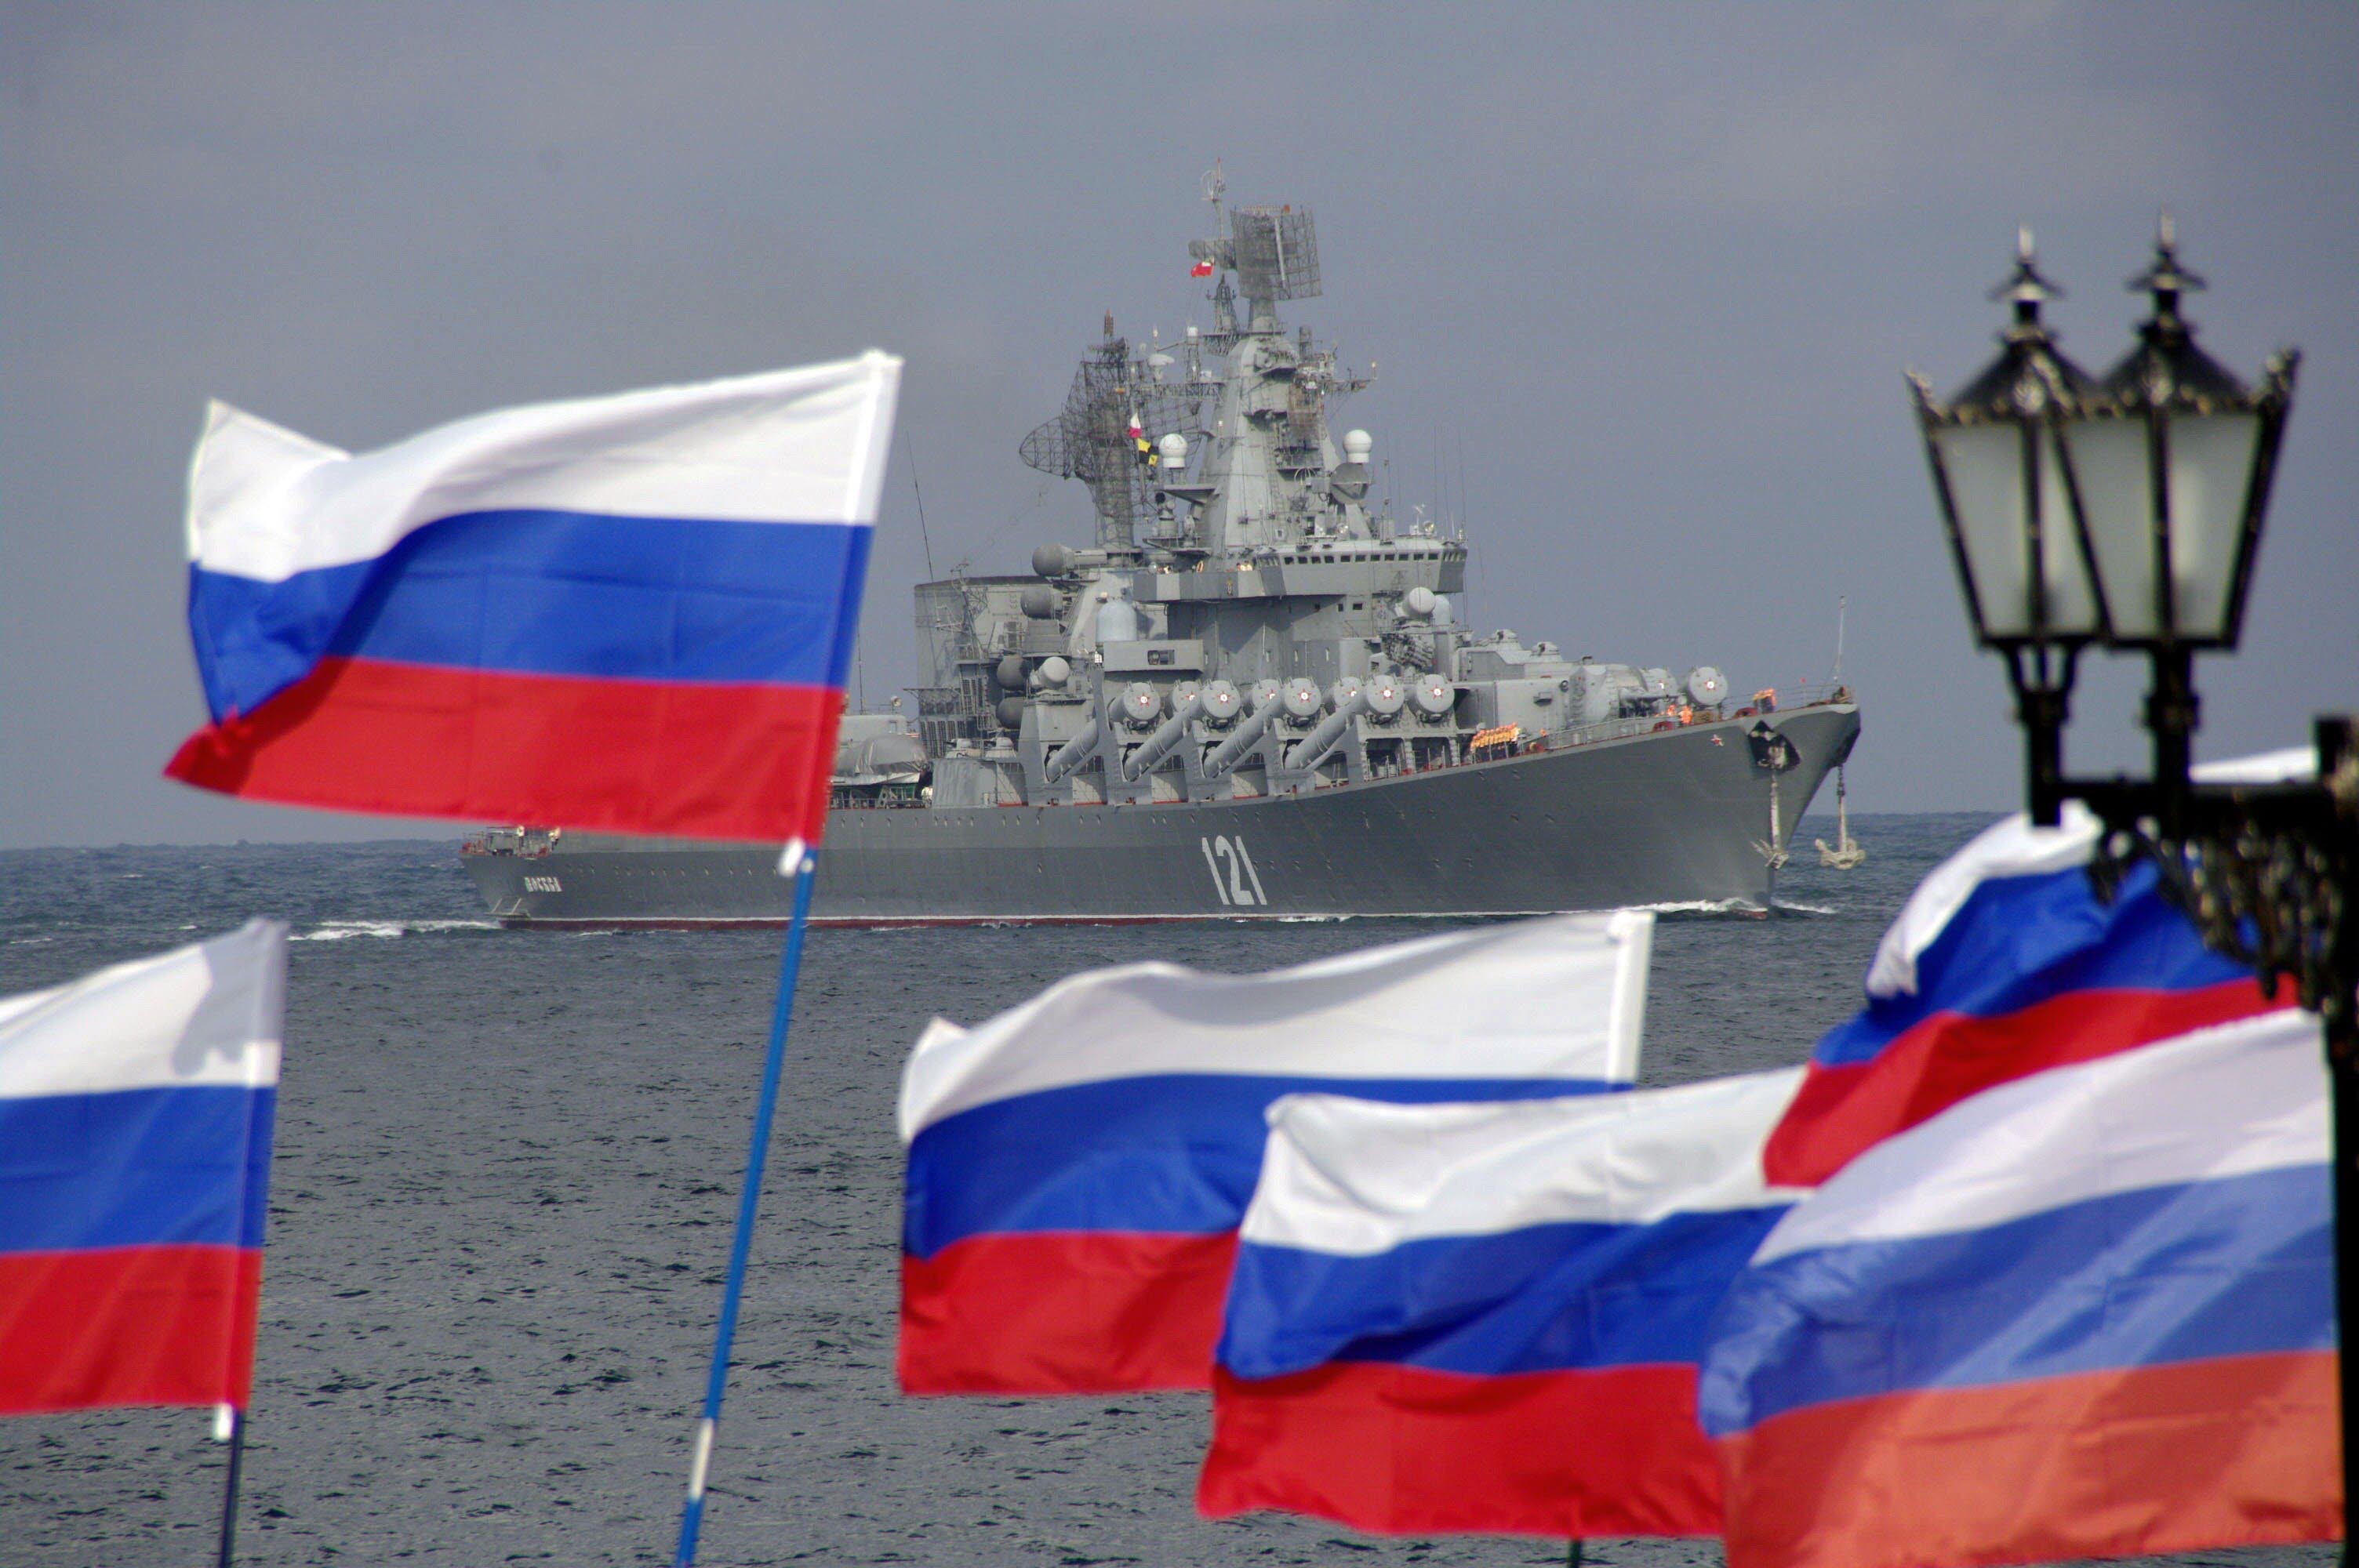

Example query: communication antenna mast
[908,438,937,580]
[1443,424,1462,622]
[1433,430,1443,537]
[1202,159,1225,230]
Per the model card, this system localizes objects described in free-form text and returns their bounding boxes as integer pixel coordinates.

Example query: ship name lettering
[522,875,562,893]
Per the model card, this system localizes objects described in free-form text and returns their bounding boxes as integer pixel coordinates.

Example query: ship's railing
[1521,684,1856,760]
[461,826,561,857]
[1747,681,1856,712]
[830,787,929,810]
[1533,713,1667,751]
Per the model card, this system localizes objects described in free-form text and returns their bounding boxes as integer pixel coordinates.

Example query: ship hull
[463,706,1856,926]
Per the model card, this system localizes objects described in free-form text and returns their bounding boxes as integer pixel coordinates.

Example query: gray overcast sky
[5,2,2354,848]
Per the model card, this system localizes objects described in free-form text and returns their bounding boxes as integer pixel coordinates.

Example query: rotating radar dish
[1230,205,1320,303]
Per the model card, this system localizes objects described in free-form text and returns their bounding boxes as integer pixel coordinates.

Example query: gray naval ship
[464,191,1859,926]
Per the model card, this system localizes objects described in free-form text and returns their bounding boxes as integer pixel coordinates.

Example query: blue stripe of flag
[188,509,870,721]
[1220,1205,1790,1381]
[0,1087,276,1254]
[1699,1161,2331,1436]
[1812,861,2249,1068]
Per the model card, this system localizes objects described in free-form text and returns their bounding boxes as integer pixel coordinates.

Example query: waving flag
[1761,799,2284,1187]
[1,921,285,1415]
[166,354,903,841]
[1704,1009,2337,1568]
[1200,1069,1803,1537]
[898,912,1652,1394]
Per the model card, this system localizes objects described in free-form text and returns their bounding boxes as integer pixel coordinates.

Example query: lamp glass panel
[2165,409,2261,643]
[2059,415,2158,639]
[1931,420,2101,641]
[2063,409,2259,643]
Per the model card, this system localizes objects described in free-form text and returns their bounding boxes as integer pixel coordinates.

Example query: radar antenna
[1229,204,1320,314]
[1019,324,1202,550]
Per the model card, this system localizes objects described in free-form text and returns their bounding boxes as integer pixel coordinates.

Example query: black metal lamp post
[1914,218,2357,1531]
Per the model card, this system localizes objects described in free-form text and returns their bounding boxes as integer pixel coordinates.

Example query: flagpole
[215,1406,247,1568]
[216,924,275,1568]
[672,840,819,1568]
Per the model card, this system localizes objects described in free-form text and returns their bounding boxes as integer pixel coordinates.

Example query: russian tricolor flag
[1198,1070,1804,1537]
[898,913,1652,1395]
[1703,1008,2339,1568]
[1761,795,2288,1187]
[165,354,902,841]
[1,921,285,1415]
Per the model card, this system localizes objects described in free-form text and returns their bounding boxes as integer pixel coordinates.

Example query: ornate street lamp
[1908,230,2104,826]
[2057,216,2303,827]
[1914,218,2356,1533]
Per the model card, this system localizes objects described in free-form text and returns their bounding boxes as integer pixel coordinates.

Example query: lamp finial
[2130,211,2206,325]
[1990,224,2062,331]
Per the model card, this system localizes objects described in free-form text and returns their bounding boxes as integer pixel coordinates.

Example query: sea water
[0,822,2328,1566]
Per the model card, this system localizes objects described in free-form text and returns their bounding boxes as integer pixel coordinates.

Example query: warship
[463,183,1859,925]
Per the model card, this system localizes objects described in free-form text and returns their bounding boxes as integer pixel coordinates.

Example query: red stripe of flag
[0,1246,263,1414]
[167,655,843,843]
[1717,1352,2340,1568]
[899,1232,1235,1394]
[1201,1362,1721,1537]
[1761,978,2284,1187]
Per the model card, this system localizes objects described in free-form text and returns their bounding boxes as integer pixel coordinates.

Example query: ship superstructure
[463,187,1859,924]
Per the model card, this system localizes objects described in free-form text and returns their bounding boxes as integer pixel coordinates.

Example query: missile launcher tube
[1122,693,1205,782]
[1205,692,1281,776]
[1285,688,1372,771]
[1043,716,1102,783]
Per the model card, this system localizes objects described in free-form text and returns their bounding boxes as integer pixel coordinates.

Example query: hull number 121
[1199,836,1267,908]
